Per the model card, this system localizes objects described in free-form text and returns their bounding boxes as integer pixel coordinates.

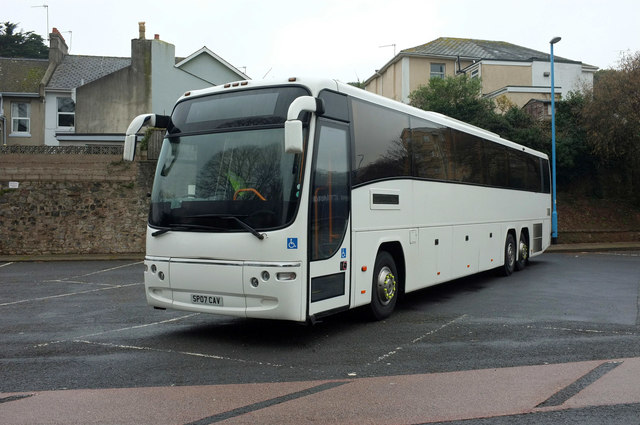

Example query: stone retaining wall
[0,148,155,255]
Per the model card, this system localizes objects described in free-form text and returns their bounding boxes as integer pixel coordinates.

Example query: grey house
[2,23,249,147]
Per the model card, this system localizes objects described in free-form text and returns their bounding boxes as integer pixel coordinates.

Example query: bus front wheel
[499,233,516,277]
[370,251,398,320]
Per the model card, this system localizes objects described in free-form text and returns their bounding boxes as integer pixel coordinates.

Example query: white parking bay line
[45,261,144,283]
[0,262,14,268]
[73,339,284,367]
[73,261,143,279]
[0,283,142,307]
[35,313,200,348]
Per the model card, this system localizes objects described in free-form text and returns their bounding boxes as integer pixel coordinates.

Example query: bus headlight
[250,277,260,288]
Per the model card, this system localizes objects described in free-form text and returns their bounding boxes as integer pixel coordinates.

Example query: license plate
[191,294,223,306]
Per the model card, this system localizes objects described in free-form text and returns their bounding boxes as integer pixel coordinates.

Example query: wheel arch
[377,241,406,296]
[519,226,530,260]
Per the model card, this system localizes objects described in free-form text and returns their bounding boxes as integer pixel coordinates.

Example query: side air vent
[533,223,543,252]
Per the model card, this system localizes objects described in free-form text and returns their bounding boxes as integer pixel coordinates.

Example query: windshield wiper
[151,223,226,237]
[185,214,265,240]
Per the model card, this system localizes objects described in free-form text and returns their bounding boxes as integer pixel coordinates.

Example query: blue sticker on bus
[341,248,347,258]
[287,238,298,249]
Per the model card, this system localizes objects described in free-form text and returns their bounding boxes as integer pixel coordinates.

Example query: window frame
[430,63,446,79]
[10,102,31,136]
[56,97,75,129]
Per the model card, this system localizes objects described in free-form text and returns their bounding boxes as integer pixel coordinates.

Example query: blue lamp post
[550,36,561,244]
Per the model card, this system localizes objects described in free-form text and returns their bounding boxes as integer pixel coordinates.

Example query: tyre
[370,251,398,320]
[515,232,529,271]
[498,233,516,277]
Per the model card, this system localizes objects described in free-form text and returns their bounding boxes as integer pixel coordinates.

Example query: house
[1,23,249,147]
[0,57,48,146]
[364,37,597,112]
[522,98,552,121]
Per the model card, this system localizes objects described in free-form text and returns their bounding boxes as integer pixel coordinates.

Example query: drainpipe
[0,94,5,145]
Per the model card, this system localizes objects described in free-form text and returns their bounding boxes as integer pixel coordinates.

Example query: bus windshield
[149,87,309,233]
[150,128,303,232]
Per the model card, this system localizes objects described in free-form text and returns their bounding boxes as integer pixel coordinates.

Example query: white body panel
[351,179,550,308]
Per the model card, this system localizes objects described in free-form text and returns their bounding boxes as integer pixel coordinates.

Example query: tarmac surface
[1,243,639,424]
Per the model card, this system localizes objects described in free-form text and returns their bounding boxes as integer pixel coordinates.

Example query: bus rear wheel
[515,232,529,271]
[499,233,516,276]
[370,251,398,320]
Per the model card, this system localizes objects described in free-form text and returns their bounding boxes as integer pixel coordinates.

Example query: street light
[550,36,561,244]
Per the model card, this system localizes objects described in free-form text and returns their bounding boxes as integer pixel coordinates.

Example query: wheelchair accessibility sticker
[287,238,298,249]
[341,248,347,258]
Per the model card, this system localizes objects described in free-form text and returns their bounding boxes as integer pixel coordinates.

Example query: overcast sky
[6,0,639,83]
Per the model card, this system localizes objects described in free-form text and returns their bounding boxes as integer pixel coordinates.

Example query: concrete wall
[0,148,155,255]
[480,62,532,95]
[178,53,241,86]
[531,61,593,97]
[75,40,151,134]
[150,42,212,115]
[75,38,218,134]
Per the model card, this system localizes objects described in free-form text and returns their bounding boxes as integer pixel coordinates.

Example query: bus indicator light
[361,266,367,272]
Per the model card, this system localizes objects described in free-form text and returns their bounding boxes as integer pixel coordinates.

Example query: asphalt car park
[1,251,639,424]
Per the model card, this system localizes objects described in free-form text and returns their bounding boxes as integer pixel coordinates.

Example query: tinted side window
[508,150,527,190]
[319,90,349,122]
[410,117,451,180]
[485,142,509,187]
[541,158,551,193]
[452,130,485,184]
[525,154,541,192]
[352,100,410,185]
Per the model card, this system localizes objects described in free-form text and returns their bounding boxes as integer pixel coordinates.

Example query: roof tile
[402,37,578,63]
[0,57,48,93]
[47,55,131,89]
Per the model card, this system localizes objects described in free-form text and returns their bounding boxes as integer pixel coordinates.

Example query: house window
[11,102,31,135]
[57,97,75,128]
[471,69,479,79]
[430,63,445,79]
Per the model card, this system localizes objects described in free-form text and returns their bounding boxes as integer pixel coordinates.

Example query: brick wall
[0,147,155,256]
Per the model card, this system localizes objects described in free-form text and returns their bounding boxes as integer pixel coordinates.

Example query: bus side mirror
[284,96,324,154]
[284,120,303,154]
[123,113,170,161]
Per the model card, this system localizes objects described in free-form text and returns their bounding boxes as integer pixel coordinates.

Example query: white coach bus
[124,77,551,323]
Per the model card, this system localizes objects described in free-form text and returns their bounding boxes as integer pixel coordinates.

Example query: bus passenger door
[308,120,351,318]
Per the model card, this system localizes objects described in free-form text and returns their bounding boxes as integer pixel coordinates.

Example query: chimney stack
[138,22,146,39]
[49,27,69,65]
[154,34,160,40]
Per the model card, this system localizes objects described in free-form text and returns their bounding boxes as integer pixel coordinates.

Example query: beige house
[364,37,598,112]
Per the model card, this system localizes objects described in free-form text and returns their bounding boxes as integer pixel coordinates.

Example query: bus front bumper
[144,257,305,322]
